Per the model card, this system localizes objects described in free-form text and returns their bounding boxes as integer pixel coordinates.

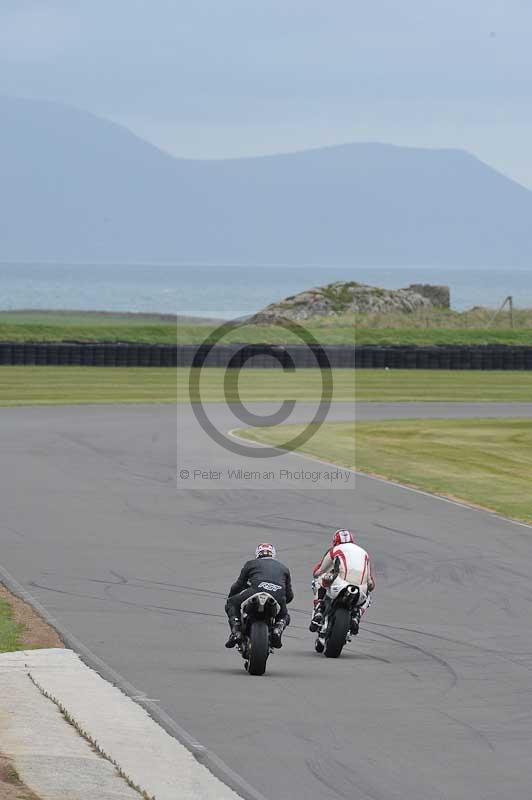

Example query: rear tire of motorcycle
[247,621,269,675]
[325,608,350,658]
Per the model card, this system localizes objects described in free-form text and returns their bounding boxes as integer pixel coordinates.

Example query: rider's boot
[225,617,242,648]
[350,608,361,636]
[271,617,287,649]
[309,601,325,632]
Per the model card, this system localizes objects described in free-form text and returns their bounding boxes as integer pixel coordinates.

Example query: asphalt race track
[1,402,532,799]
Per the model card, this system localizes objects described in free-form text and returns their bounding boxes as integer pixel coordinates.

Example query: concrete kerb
[0,562,269,800]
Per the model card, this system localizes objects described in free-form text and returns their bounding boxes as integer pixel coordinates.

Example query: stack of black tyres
[1,341,532,368]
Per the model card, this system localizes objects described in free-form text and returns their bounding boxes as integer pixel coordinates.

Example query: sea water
[1,262,531,318]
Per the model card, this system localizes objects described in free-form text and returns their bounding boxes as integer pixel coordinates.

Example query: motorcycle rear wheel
[325,607,350,658]
[247,621,269,675]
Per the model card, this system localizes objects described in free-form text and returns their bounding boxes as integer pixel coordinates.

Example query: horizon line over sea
[1,263,532,318]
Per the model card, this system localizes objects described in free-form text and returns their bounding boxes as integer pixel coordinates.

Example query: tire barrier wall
[1,342,532,369]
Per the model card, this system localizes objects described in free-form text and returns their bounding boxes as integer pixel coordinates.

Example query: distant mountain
[1,96,532,266]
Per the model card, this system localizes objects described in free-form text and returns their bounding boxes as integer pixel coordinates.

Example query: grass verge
[0,586,63,652]
[2,308,532,345]
[0,594,24,652]
[0,367,353,405]
[238,418,532,524]
[1,367,532,406]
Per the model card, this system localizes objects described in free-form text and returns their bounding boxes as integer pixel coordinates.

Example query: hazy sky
[2,1,532,186]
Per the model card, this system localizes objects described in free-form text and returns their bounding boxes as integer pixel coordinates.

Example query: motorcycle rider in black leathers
[225,543,294,649]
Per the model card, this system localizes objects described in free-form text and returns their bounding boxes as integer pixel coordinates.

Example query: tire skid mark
[366,628,459,691]
[438,710,496,753]
[368,621,532,661]
[74,573,228,599]
[373,522,442,546]
[305,756,387,800]
[29,580,227,620]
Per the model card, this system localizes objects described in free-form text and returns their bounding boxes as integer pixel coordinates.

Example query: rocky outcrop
[406,284,450,308]
[250,281,450,323]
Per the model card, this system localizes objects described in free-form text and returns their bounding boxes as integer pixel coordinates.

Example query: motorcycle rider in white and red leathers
[310,530,375,635]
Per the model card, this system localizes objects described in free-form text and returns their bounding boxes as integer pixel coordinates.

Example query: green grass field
[0,367,531,406]
[0,596,24,653]
[239,418,532,523]
[0,366,352,406]
[1,308,532,345]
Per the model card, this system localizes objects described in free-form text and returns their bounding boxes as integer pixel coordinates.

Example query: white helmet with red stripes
[256,542,276,559]
[332,529,355,547]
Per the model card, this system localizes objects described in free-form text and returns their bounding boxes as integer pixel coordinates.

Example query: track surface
[1,403,532,799]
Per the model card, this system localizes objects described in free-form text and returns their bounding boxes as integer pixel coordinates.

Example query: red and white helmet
[332,529,355,547]
[256,543,276,559]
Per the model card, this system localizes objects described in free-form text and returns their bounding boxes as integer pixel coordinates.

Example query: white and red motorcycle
[314,557,365,658]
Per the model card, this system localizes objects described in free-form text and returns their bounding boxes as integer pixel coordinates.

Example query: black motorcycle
[237,590,281,675]
[315,557,361,658]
